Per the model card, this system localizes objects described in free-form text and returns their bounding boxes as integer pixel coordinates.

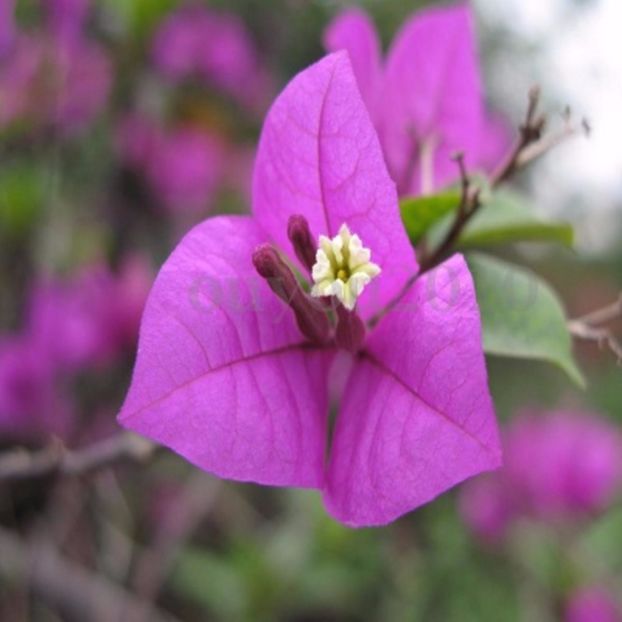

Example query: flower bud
[287,214,316,273]
[253,244,331,346]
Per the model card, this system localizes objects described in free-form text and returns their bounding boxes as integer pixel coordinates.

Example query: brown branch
[370,152,479,324]
[0,526,180,622]
[0,432,155,483]
[572,294,622,327]
[568,322,622,364]
[419,86,586,272]
[568,294,622,365]
[418,152,481,272]
[488,85,546,187]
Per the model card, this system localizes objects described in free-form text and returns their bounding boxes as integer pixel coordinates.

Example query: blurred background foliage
[0,0,620,621]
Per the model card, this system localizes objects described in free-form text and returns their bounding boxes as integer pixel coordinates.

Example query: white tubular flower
[310,223,381,310]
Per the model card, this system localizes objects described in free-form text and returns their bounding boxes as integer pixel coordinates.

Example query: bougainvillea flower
[145,128,225,215]
[505,411,622,519]
[324,4,510,195]
[0,32,111,133]
[47,36,112,132]
[0,335,73,442]
[116,116,226,215]
[118,52,500,527]
[152,6,270,110]
[28,271,113,372]
[45,0,89,44]
[458,473,515,542]
[108,255,154,351]
[566,587,621,622]
[0,0,15,56]
[0,0,110,132]
[0,256,149,443]
[27,258,151,372]
[461,410,622,537]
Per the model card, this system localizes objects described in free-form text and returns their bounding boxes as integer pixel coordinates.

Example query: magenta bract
[0,257,151,443]
[151,6,270,110]
[324,4,510,195]
[28,258,152,372]
[0,335,73,442]
[461,410,622,538]
[116,116,227,215]
[118,53,500,527]
[0,3,111,133]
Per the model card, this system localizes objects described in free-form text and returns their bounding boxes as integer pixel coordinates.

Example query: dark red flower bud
[287,214,317,274]
[252,244,331,346]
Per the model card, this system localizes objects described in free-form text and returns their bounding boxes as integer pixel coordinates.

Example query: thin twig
[489,85,546,187]
[419,87,586,272]
[369,151,485,326]
[0,432,155,483]
[568,322,622,365]
[568,294,622,364]
[0,526,180,622]
[418,152,481,272]
[572,294,622,326]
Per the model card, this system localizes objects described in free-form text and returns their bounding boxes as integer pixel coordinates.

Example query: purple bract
[118,53,501,527]
[324,4,510,195]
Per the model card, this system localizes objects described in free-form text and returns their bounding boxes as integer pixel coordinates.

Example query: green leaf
[399,191,460,244]
[459,192,574,248]
[467,253,585,387]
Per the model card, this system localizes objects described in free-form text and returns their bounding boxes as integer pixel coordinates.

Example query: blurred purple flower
[324,4,511,196]
[0,0,15,56]
[45,0,89,44]
[566,587,621,622]
[0,34,40,125]
[146,128,225,215]
[28,268,116,371]
[118,53,500,527]
[0,3,111,133]
[458,473,515,542]
[27,258,152,372]
[506,411,622,519]
[117,116,226,215]
[152,5,270,109]
[0,252,150,443]
[44,36,112,132]
[0,335,73,442]
[109,255,154,351]
[461,410,622,538]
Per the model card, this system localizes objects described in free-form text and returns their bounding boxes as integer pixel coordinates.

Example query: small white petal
[319,235,333,257]
[338,223,352,240]
[311,249,332,281]
[330,235,344,265]
[354,261,381,278]
[348,272,371,297]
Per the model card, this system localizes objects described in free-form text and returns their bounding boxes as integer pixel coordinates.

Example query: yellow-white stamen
[310,223,381,310]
